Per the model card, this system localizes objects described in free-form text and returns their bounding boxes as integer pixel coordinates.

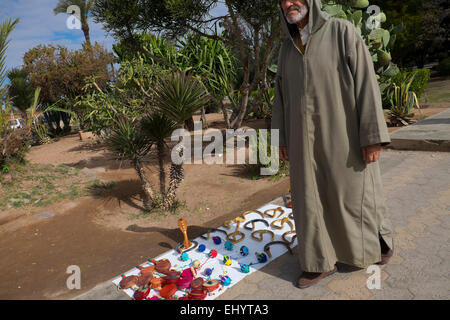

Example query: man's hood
[280,0,330,39]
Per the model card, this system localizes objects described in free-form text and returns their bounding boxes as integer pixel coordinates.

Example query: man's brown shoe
[377,249,393,265]
[377,238,394,265]
[295,265,338,289]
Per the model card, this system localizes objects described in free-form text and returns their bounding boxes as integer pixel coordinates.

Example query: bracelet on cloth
[270,217,294,231]
[223,219,235,229]
[241,210,265,220]
[282,230,297,246]
[200,228,228,240]
[243,219,270,231]
[263,241,294,258]
[226,217,245,244]
[263,207,284,218]
[251,229,275,242]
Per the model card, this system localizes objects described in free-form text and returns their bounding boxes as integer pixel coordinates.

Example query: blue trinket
[240,246,249,256]
[204,268,214,276]
[198,244,206,252]
[256,252,267,263]
[240,263,250,273]
[224,240,233,251]
[181,253,189,261]
[220,275,231,286]
[212,236,221,245]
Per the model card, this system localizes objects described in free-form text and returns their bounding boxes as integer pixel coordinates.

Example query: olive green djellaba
[271,0,393,272]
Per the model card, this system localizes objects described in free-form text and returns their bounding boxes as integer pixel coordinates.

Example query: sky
[0,0,116,85]
[0,0,228,86]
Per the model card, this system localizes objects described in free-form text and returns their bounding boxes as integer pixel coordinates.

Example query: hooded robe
[271,0,394,272]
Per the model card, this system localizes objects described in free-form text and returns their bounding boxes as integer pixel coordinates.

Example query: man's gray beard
[285,5,309,24]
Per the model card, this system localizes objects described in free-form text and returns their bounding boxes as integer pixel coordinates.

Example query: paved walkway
[389,108,450,151]
[217,150,450,300]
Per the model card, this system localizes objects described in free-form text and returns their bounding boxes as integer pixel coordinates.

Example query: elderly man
[271,0,394,289]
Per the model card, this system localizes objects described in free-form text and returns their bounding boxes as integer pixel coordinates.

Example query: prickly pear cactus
[322,0,403,80]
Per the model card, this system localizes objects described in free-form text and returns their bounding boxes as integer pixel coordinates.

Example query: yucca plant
[141,112,178,197]
[386,73,422,127]
[105,118,155,211]
[152,71,211,124]
[149,71,210,210]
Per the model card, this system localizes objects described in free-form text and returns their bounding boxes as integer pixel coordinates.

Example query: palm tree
[0,16,19,87]
[54,0,94,47]
[7,68,34,119]
[0,16,19,138]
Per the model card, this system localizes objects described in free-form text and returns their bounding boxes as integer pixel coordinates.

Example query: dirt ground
[0,113,290,300]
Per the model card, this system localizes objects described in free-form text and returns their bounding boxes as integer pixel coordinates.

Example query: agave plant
[386,73,422,127]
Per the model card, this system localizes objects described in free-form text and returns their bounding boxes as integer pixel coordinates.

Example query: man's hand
[361,144,382,164]
[279,146,289,162]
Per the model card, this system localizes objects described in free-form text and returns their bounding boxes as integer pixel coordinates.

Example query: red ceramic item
[133,285,151,300]
[190,277,204,290]
[150,277,164,290]
[160,283,178,299]
[119,275,138,290]
[188,289,207,300]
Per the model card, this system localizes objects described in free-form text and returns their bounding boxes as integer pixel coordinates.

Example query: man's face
[281,0,309,24]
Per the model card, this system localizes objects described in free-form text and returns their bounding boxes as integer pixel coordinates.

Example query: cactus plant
[351,0,369,8]
[322,0,402,79]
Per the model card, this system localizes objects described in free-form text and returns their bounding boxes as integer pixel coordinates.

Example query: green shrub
[391,69,430,98]
[438,57,450,76]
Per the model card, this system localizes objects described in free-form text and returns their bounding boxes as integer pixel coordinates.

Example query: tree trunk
[157,140,166,196]
[81,22,91,47]
[231,88,250,129]
[133,159,156,211]
[201,107,208,129]
[220,99,231,129]
[163,148,185,210]
[184,117,195,131]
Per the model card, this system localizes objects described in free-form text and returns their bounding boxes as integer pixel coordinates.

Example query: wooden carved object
[178,217,192,250]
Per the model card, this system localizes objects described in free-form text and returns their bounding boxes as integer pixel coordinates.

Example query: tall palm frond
[54,0,94,46]
[0,17,19,87]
